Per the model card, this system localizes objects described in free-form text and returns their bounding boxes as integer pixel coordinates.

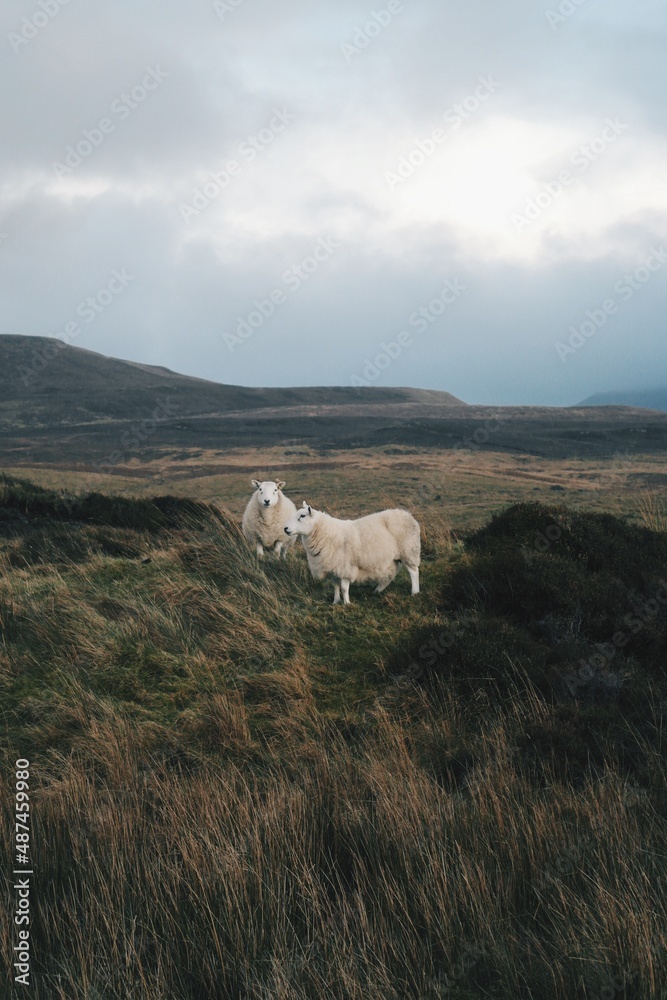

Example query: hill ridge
[1,334,464,408]
[2,334,667,463]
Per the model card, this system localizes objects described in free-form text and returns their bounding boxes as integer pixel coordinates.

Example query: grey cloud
[1,0,666,406]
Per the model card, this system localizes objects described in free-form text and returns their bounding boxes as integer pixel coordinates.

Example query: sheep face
[251,480,286,509]
[284,502,314,537]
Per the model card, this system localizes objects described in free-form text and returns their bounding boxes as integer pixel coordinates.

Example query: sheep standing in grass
[284,502,421,605]
[242,480,297,558]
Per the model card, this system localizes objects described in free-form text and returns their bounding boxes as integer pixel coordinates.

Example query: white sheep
[284,502,421,605]
[242,480,298,558]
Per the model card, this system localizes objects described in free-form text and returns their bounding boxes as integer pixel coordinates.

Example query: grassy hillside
[1,475,665,999]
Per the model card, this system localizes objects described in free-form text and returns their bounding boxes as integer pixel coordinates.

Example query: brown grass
[1,475,666,998]
[3,710,664,999]
[637,491,667,533]
[6,446,667,532]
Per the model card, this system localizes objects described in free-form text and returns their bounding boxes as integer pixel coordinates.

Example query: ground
[0,450,665,999]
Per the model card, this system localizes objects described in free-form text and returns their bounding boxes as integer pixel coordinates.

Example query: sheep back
[306,508,420,583]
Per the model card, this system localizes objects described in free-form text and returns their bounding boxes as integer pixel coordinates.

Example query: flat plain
[5,443,667,529]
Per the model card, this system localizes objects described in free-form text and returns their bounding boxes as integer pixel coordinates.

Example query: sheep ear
[251,480,260,488]
[307,505,312,515]
[276,481,286,490]
[301,501,308,509]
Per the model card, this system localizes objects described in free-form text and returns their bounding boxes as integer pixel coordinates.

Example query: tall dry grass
[3,706,665,999]
[638,491,667,534]
[1,478,666,998]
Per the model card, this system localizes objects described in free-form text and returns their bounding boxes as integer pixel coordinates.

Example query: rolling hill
[2,334,667,466]
[0,334,463,427]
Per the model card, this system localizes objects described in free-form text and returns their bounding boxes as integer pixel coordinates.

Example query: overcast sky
[1,0,666,405]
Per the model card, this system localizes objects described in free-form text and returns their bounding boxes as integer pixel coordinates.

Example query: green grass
[0,476,665,999]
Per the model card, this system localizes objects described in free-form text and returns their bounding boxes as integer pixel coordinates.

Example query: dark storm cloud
[1,0,666,404]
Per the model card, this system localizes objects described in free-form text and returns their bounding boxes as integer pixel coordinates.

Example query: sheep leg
[407,566,420,595]
[333,582,341,605]
[255,542,264,558]
[274,541,283,558]
[374,578,392,593]
[341,579,351,605]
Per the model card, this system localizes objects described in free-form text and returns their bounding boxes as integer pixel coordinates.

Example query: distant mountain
[2,335,667,466]
[578,388,667,412]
